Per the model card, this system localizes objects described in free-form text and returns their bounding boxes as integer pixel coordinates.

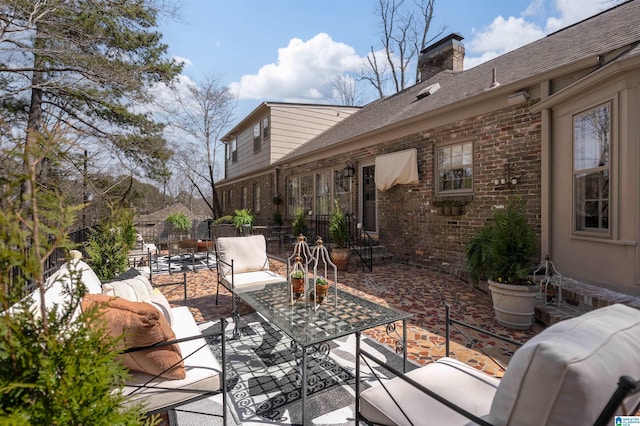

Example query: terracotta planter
[315,283,329,303]
[291,277,305,297]
[488,279,538,329]
[330,247,351,271]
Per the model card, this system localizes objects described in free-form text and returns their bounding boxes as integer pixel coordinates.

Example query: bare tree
[330,73,362,106]
[165,75,236,219]
[360,0,443,97]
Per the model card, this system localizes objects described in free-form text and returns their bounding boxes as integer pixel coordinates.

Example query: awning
[374,148,419,191]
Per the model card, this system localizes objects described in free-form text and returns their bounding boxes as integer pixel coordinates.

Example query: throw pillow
[81,294,185,380]
[102,274,154,302]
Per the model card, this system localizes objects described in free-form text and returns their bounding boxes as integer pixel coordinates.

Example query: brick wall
[375,102,542,272]
[218,101,542,277]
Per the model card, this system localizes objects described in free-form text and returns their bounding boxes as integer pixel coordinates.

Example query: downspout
[539,80,552,260]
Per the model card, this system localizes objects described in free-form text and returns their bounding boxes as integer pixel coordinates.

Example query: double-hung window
[573,102,610,234]
[253,123,261,153]
[262,117,270,139]
[437,141,473,194]
[231,139,237,163]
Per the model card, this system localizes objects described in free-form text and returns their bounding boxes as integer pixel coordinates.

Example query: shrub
[292,207,308,237]
[86,208,136,281]
[329,200,349,248]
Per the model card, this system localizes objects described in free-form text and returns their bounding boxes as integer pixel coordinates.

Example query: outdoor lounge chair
[356,303,640,425]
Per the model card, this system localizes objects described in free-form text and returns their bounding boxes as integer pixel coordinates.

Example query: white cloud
[173,55,192,68]
[464,0,626,69]
[229,33,364,101]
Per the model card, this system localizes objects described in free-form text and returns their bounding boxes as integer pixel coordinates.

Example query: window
[574,103,610,234]
[262,116,270,139]
[253,123,261,153]
[437,141,473,194]
[231,139,237,163]
[315,171,331,215]
[287,175,313,217]
[333,169,352,213]
[241,186,247,209]
[222,191,227,211]
[227,189,232,210]
[253,184,261,213]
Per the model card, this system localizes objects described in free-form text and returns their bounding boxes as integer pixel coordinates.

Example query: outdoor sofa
[8,253,226,422]
[356,303,640,425]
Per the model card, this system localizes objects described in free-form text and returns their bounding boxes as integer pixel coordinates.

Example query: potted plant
[315,275,329,303]
[290,269,305,297]
[165,212,191,244]
[292,207,308,237]
[465,200,538,329]
[232,208,253,235]
[329,200,351,271]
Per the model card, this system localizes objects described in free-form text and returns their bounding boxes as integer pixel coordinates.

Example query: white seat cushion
[222,270,286,292]
[360,357,499,426]
[489,303,640,426]
[121,306,222,413]
[216,235,270,276]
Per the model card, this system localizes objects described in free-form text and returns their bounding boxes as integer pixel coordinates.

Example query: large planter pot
[488,279,538,330]
[330,247,352,271]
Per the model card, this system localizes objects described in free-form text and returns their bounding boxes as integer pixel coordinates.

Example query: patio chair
[214,235,287,335]
[356,303,640,426]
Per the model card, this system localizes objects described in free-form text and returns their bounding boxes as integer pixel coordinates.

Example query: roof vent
[417,82,440,99]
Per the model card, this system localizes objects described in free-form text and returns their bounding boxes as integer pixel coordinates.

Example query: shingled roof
[279,0,640,161]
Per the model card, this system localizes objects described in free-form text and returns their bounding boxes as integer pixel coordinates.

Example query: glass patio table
[235,280,411,425]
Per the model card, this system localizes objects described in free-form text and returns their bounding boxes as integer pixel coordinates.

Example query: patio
[153,259,544,378]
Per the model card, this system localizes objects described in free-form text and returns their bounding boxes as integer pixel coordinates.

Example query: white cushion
[12,259,102,321]
[360,357,499,426]
[121,306,222,413]
[489,304,640,425]
[102,275,154,302]
[216,235,269,275]
[222,270,286,292]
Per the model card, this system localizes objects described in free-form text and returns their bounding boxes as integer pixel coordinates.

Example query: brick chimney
[418,33,465,82]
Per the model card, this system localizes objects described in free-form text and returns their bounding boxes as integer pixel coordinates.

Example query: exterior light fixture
[344,160,355,178]
[494,162,520,190]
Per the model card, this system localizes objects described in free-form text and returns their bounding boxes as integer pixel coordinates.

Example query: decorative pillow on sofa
[81,294,185,380]
[102,271,154,302]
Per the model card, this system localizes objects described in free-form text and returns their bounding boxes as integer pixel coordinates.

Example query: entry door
[362,165,377,232]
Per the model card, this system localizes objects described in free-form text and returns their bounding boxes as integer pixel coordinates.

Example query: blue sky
[157,0,624,127]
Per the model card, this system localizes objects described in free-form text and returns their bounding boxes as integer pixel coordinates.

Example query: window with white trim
[287,175,313,217]
[253,123,261,153]
[315,171,331,215]
[231,138,237,163]
[241,186,247,209]
[437,141,473,194]
[333,169,352,213]
[262,116,270,139]
[253,184,261,213]
[573,102,610,234]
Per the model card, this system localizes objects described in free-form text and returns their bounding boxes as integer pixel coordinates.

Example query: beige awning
[374,148,419,191]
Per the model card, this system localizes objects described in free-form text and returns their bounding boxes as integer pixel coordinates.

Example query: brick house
[217,1,640,296]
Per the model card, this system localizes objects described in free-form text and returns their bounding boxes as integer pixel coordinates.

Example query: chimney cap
[420,33,464,55]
